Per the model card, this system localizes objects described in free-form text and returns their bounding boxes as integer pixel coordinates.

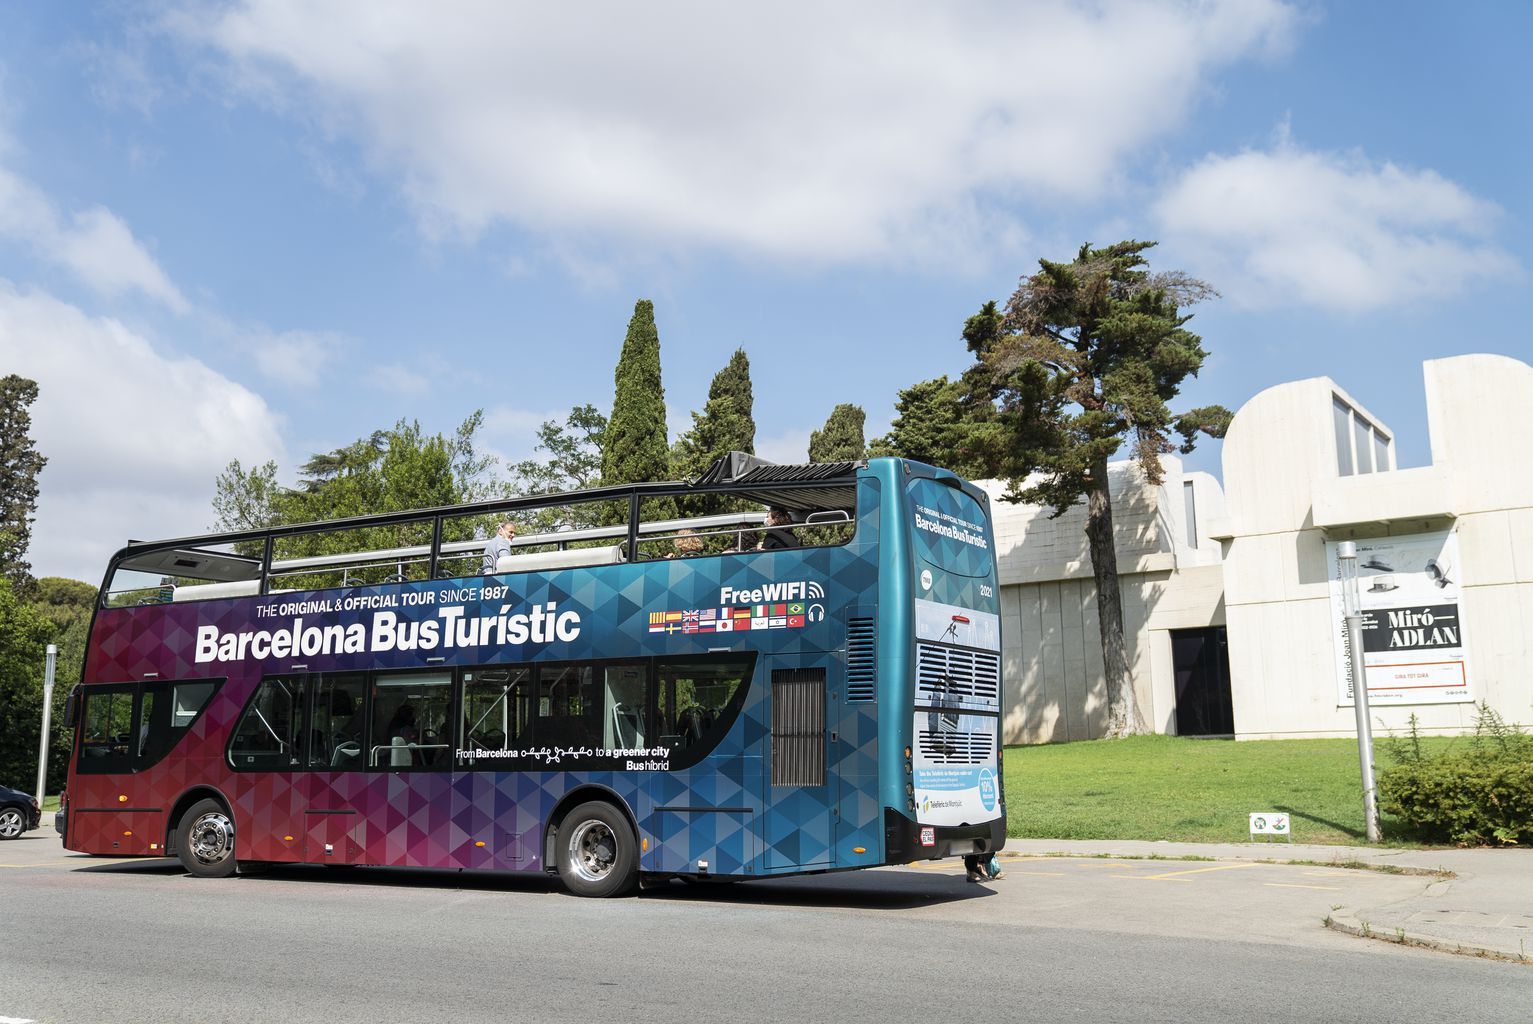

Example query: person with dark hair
[758,508,800,550]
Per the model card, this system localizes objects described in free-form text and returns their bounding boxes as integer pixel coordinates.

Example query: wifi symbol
[806,581,825,599]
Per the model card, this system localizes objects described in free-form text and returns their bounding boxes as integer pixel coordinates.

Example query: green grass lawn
[1002,734,1460,847]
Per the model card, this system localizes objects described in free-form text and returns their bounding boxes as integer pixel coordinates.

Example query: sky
[0,1,1528,584]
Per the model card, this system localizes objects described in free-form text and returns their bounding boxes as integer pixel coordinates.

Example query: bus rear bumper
[884,807,1005,865]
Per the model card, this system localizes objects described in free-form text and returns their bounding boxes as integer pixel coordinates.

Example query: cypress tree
[602,300,672,524]
[674,348,755,478]
[809,403,867,463]
[0,375,47,590]
[673,348,756,517]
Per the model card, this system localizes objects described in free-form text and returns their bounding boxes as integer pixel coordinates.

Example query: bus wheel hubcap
[569,820,616,882]
[190,812,234,864]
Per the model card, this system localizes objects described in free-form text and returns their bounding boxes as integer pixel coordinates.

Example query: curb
[1324,909,1531,965]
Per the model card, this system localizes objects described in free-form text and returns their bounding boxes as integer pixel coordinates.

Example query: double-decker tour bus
[59,454,1004,896]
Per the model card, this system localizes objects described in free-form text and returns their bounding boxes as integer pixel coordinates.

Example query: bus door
[303,674,368,864]
[762,653,841,871]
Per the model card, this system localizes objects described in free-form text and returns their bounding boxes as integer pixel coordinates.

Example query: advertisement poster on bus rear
[1326,530,1472,706]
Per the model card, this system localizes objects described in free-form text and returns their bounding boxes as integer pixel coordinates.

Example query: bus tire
[177,798,237,878]
[555,801,638,898]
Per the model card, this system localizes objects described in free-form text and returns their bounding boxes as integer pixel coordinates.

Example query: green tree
[211,459,282,533]
[0,575,56,790]
[958,240,1230,737]
[509,404,608,497]
[506,404,611,532]
[673,348,756,516]
[602,300,673,526]
[809,403,867,463]
[211,414,491,585]
[867,375,981,472]
[0,375,47,590]
[602,300,672,487]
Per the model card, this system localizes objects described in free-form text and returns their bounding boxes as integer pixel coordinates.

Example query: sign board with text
[1326,530,1472,707]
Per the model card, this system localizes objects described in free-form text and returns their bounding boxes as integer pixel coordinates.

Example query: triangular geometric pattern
[64,466,976,879]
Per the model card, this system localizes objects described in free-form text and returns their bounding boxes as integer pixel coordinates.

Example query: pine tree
[809,403,867,463]
[673,348,756,516]
[0,375,47,590]
[958,240,1230,737]
[867,375,980,472]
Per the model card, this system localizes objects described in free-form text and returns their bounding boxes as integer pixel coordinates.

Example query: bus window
[229,678,304,770]
[602,664,647,749]
[309,674,367,769]
[463,667,532,754]
[371,672,452,769]
[78,685,135,773]
[138,680,219,768]
[536,664,602,750]
[657,656,753,768]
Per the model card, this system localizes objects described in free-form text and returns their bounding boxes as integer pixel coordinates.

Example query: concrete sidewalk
[1002,838,1533,962]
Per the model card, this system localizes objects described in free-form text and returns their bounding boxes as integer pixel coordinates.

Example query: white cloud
[0,167,189,311]
[0,283,284,581]
[1154,135,1517,311]
[248,327,347,387]
[170,0,1296,267]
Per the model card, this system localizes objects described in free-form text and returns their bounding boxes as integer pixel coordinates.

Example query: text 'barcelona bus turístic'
[58,454,1005,896]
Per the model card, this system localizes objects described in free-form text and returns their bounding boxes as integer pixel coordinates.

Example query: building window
[1333,398,1355,476]
[1182,480,1198,549]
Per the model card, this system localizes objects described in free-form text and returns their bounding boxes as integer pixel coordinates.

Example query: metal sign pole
[34,643,57,805]
[1337,542,1381,843]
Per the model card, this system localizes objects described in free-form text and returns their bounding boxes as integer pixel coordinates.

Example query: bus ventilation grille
[916,643,1000,703]
[846,618,876,702]
[916,728,994,765]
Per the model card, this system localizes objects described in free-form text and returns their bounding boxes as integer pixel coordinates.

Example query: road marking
[1108,874,1193,883]
[1136,863,1264,880]
[0,1015,38,1023]
[1265,883,1342,892]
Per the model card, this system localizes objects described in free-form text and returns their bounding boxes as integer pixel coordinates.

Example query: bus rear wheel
[177,798,237,878]
[555,801,638,898]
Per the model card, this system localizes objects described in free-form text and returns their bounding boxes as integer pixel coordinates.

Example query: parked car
[0,784,41,839]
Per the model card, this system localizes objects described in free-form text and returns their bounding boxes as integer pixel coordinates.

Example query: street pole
[1337,542,1381,843]
[34,643,57,805]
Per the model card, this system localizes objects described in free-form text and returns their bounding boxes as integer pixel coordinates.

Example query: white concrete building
[985,456,1228,745]
[991,352,1533,744]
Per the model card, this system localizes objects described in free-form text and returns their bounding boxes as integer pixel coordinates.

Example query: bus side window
[137,680,219,769]
[228,678,304,769]
[308,674,367,770]
[77,685,135,774]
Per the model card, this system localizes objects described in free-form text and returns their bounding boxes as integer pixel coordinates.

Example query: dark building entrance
[1171,627,1233,736]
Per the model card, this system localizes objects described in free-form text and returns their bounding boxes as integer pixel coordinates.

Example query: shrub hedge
[1379,704,1533,846]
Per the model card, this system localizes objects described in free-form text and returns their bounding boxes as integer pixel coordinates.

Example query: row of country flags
[648,603,807,634]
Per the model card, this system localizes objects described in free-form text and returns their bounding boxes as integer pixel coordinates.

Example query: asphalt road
[1,834,1526,1023]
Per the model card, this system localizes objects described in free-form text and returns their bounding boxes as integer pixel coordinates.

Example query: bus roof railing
[262,510,770,574]
[104,454,866,603]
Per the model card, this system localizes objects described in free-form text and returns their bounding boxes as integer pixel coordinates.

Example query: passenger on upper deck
[669,529,703,558]
[481,520,517,574]
[758,508,801,551]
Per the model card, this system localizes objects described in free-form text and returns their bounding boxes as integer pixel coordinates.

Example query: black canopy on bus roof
[691,451,861,514]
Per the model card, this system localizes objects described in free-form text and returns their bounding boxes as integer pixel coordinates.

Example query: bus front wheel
[555,801,638,898]
[177,798,237,878]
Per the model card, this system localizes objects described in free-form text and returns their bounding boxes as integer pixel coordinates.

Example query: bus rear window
[907,477,993,578]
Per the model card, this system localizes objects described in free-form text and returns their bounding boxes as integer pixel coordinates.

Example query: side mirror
[63,686,81,729]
